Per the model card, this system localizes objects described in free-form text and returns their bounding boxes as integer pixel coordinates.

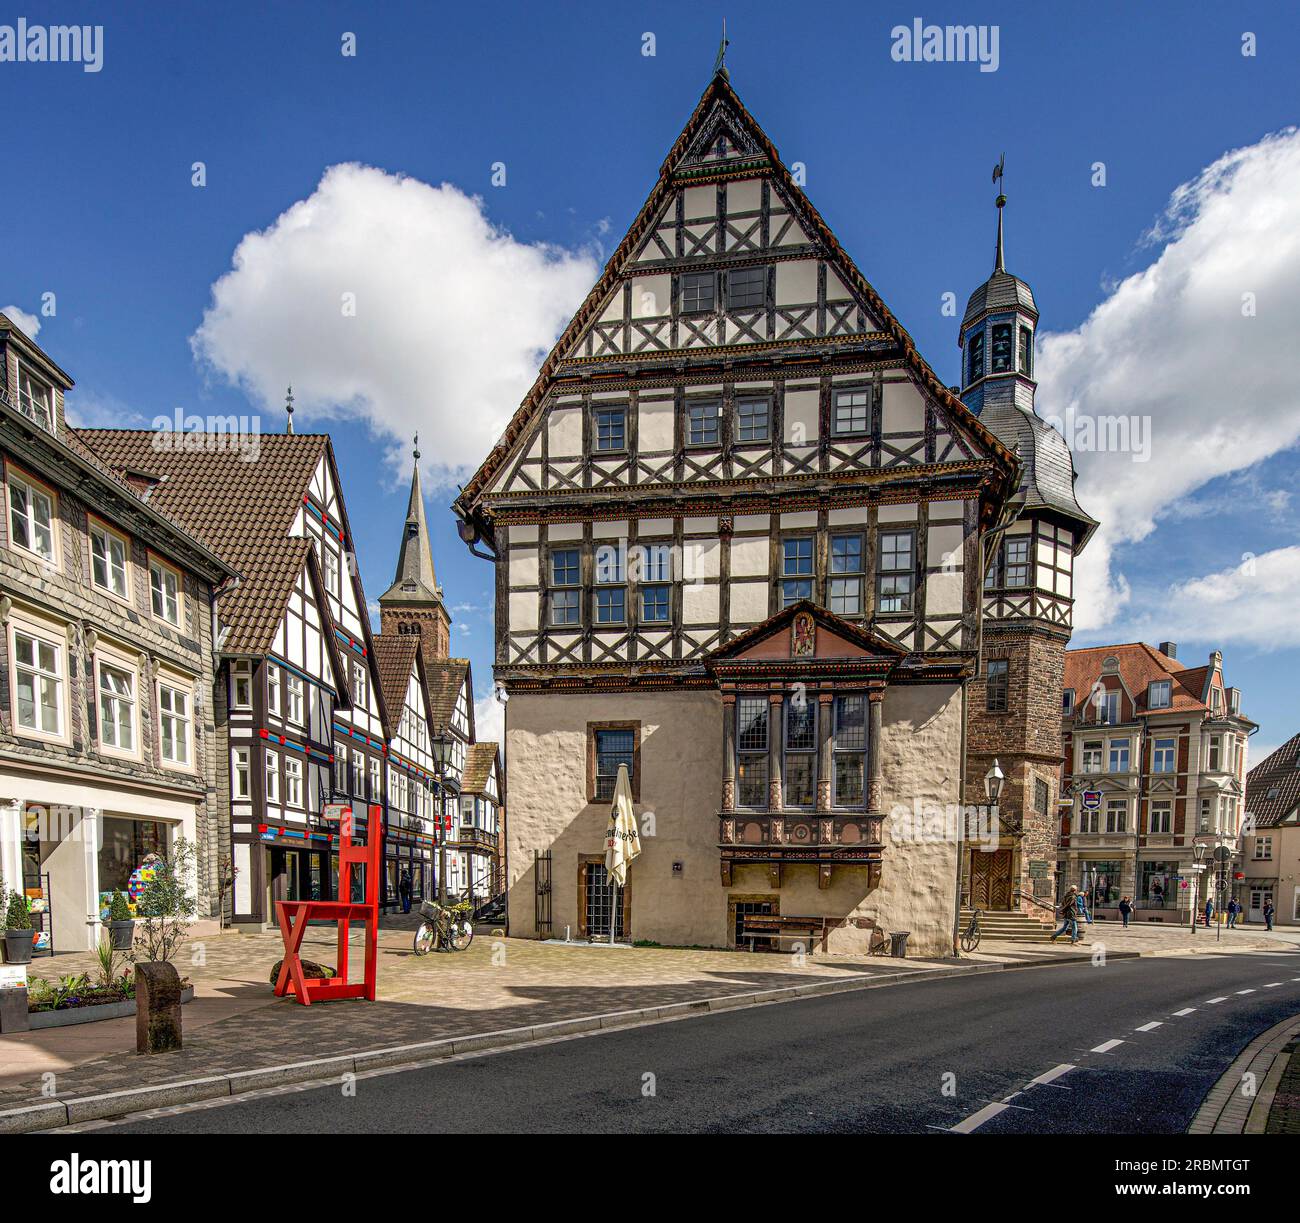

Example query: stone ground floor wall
[504,681,964,958]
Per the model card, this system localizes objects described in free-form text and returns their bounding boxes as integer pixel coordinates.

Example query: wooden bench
[740,914,832,954]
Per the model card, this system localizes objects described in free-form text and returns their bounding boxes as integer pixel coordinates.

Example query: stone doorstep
[0,957,1035,1134]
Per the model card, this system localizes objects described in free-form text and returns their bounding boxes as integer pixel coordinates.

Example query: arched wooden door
[970,848,1014,910]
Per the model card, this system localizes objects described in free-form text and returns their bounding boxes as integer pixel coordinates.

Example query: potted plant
[134,836,197,964]
[107,891,135,951]
[4,889,35,964]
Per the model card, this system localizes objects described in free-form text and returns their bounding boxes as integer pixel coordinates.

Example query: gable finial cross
[413,431,421,462]
[713,17,729,78]
[285,385,295,435]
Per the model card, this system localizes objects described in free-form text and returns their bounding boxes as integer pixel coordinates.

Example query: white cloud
[1036,127,1300,632]
[191,163,599,490]
[1,306,40,338]
[1099,545,1300,650]
[474,690,504,745]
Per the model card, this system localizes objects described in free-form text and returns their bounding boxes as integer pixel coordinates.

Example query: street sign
[323,802,351,822]
[1213,845,1232,862]
[0,965,28,990]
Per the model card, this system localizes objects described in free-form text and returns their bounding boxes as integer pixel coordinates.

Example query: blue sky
[2,1,1297,756]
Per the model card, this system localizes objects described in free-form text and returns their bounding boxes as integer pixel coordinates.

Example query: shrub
[5,890,31,931]
[108,891,132,922]
[133,836,197,964]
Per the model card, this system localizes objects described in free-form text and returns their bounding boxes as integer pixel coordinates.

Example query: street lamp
[1190,841,1207,935]
[431,735,451,903]
[984,759,1005,803]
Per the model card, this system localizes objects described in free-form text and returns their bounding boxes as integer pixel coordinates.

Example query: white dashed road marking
[1206,997,1229,1004]
[1135,1021,1163,1032]
[1236,989,1256,995]
[1091,1039,1124,1053]
[1173,1008,1196,1016]
[950,1101,1009,1133]
[1027,1063,1076,1086]
[1264,983,1283,988]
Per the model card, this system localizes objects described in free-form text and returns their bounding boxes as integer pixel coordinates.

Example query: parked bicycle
[413,900,474,955]
[960,908,982,953]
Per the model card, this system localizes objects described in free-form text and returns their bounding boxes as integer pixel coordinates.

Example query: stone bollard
[135,961,182,1055]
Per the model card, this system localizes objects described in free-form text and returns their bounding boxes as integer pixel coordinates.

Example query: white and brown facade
[0,315,237,948]
[453,72,1021,955]
[1059,641,1253,921]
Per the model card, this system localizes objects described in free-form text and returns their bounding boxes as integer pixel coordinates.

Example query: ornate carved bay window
[709,602,900,888]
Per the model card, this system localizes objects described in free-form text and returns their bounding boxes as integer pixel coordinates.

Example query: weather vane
[713,18,730,77]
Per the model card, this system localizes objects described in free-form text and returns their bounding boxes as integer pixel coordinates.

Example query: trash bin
[889,931,911,958]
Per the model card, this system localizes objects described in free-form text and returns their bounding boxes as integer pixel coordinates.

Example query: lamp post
[984,759,1005,804]
[1190,842,1207,935]
[431,735,450,904]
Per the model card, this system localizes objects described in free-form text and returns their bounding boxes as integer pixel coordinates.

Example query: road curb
[1189,1010,1300,1134]
[2,953,1100,1133]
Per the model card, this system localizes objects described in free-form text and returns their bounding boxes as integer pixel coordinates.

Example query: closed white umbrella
[603,764,641,942]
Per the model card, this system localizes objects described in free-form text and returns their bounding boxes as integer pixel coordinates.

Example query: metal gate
[534,849,552,940]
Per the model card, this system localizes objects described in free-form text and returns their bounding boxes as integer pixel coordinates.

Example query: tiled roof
[425,658,470,731]
[463,741,499,794]
[1245,733,1300,829]
[371,635,420,739]
[1064,642,1211,717]
[73,429,328,654]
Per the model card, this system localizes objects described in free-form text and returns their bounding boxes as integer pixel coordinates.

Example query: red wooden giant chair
[273,804,381,1005]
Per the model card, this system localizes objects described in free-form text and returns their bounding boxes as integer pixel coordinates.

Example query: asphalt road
[102,949,1300,1134]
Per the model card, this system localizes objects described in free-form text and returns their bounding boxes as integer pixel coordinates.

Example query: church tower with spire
[959,178,1097,917]
[379,437,451,668]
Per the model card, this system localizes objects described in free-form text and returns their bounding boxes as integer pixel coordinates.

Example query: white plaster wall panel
[775,260,819,306]
[508,592,539,631]
[639,518,674,536]
[726,179,762,213]
[878,503,918,523]
[684,517,718,535]
[549,523,583,542]
[509,546,539,587]
[927,524,965,569]
[882,381,926,434]
[511,524,539,544]
[729,581,769,623]
[592,519,628,539]
[631,275,670,319]
[729,536,769,578]
[780,511,818,529]
[683,186,716,219]
[734,514,769,532]
[825,268,853,301]
[828,507,869,526]
[784,389,820,443]
[929,499,966,522]
[548,407,582,458]
[682,583,720,623]
[597,291,623,324]
[925,570,964,616]
[682,537,721,580]
[639,400,675,451]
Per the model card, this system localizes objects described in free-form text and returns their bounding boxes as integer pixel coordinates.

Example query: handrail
[1013,889,1058,915]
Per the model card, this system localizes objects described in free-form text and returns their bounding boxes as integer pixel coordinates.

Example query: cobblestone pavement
[1265,1039,1300,1134]
[0,925,943,1112]
[966,920,1291,963]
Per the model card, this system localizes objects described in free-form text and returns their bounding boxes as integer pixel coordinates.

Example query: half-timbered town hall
[453,69,1031,956]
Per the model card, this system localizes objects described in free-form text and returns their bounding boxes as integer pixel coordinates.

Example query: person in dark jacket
[398,869,413,915]
[1204,897,1214,928]
[1118,896,1133,928]
[1226,898,1239,928]
[1263,900,1275,931]
[1051,887,1082,944]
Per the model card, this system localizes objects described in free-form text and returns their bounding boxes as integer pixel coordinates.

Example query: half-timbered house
[372,634,438,905]
[424,658,475,897]
[452,70,1021,955]
[458,741,504,901]
[79,429,389,924]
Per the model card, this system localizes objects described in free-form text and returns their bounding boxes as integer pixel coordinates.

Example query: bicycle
[413,900,474,955]
[960,908,982,953]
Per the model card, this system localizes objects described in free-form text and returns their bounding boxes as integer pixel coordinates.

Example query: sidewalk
[1190,1012,1300,1134]
[1,926,973,1123]
[965,920,1292,965]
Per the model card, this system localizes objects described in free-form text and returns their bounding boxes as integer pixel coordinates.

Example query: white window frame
[148,555,183,627]
[1105,799,1128,834]
[233,747,251,800]
[95,649,139,761]
[1108,738,1131,774]
[157,675,193,770]
[16,362,54,430]
[1152,737,1176,774]
[1254,835,1273,861]
[352,661,367,709]
[88,517,131,602]
[323,546,340,598]
[1081,740,1103,773]
[231,660,252,710]
[267,663,282,718]
[9,614,68,743]
[284,755,303,808]
[7,465,58,566]
[285,673,305,726]
[265,750,280,802]
[1148,800,1172,835]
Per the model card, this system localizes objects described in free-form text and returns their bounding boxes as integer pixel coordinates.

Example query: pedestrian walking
[1076,890,1093,925]
[1263,900,1275,931]
[1118,896,1133,928]
[1051,886,1082,944]
[1204,897,1214,928]
[1226,898,1239,929]
[399,868,413,915]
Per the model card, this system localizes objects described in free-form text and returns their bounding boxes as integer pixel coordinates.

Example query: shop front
[1077,858,1126,918]
[1137,859,1187,922]
[0,772,200,951]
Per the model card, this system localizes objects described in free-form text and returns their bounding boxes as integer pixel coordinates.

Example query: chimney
[1158,641,1177,659]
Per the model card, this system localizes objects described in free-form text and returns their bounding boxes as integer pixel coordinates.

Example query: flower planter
[3,929,35,964]
[108,919,135,951]
[28,985,194,1029]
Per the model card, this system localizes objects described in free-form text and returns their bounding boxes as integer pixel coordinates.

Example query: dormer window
[16,365,53,431]
[991,323,1013,373]
[1148,679,1172,709]
[968,332,985,382]
[1062,689,1075,716]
